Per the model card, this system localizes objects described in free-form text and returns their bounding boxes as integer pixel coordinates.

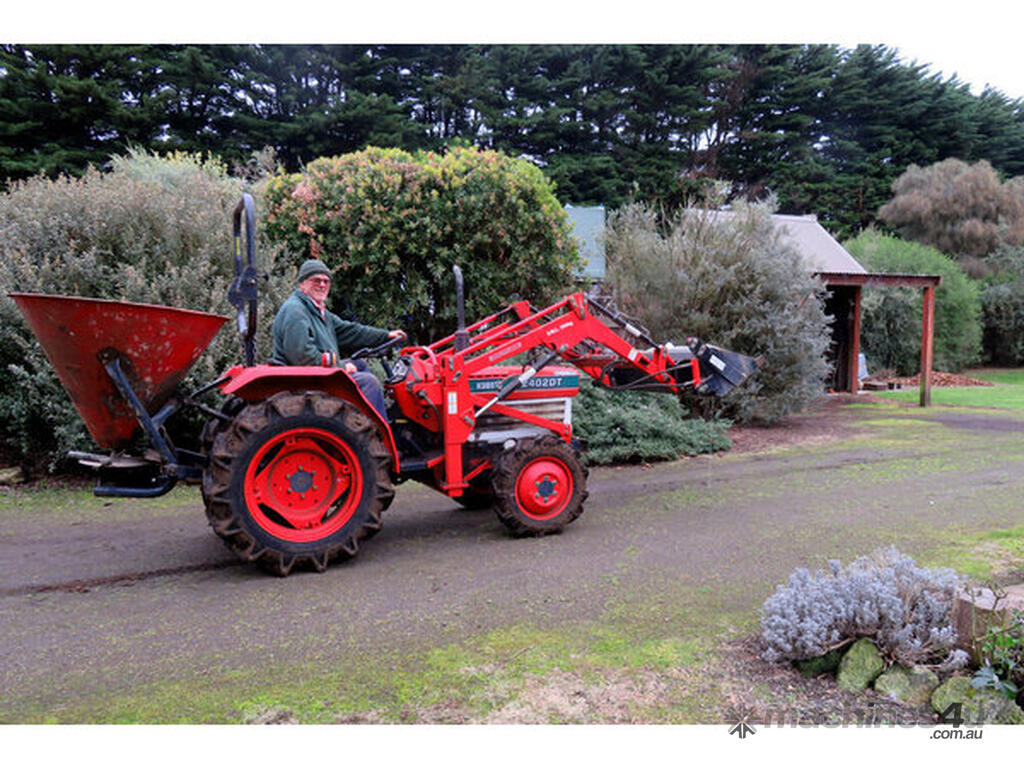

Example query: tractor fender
[217,364,400,472]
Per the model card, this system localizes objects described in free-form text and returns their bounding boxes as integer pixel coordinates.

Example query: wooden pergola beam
[817,272,942,289]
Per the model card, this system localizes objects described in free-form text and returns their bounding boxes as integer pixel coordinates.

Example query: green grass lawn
[878,367,1024,410]
[875,367,1024,581]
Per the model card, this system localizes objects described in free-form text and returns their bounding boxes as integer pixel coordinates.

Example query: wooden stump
[952,584,1024,664]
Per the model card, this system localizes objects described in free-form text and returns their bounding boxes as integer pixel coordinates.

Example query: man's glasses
[308,277,331,286]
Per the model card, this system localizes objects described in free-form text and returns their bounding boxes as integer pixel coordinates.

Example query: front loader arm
[476,292,759,399]
[398,291,760,495]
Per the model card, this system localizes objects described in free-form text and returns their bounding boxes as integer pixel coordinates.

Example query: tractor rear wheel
[202,391,394,576]
[491,435,588,536]
[198,396,245,506]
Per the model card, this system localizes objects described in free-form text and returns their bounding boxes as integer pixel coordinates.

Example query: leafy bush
[844,230,982,375]
[972,609,1024,702]
[878,158,1024,261]
[573,379,730,464]
[980,245,1024,365]
[605,199,831,423]
[262,145,581,343]
[0,149,293,469]
[760,547,969,669]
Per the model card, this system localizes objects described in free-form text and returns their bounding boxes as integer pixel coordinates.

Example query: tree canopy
[3,43,1024,239]
[878,158,1024,261]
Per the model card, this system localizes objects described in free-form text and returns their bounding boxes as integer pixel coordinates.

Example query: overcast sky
[10,1,1024,101]
[851,3,1024,99]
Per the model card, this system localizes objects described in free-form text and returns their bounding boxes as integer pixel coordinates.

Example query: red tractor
[12,195,759,575]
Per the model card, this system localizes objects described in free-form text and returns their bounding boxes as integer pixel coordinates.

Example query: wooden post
[920,285,935,407]
[849,285,862,393]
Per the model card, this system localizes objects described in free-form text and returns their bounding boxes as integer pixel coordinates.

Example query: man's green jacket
[271,290,391,366]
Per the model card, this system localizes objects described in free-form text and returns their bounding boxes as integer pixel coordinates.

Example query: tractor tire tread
[202,391,393,576]
[490,435,588,536]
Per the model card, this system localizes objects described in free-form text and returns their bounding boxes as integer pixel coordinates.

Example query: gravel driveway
[2,396,1023,723]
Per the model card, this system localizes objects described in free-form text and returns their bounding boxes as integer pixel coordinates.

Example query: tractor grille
[468,397,571,443]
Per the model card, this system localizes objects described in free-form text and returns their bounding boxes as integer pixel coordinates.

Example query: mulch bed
[891,371,995,388]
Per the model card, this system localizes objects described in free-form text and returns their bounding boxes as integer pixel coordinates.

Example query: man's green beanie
[297,259,331,283]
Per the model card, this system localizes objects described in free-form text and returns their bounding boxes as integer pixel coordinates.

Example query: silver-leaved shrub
[0,149,293,469]
[605,196,831,423]
[760,547,969,669]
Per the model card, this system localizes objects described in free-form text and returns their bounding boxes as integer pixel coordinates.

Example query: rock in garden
[836,637,884,692]
[874,665,939,706]
[931,676,1024,725]
[794,648,844,677]
[0,466,25,485]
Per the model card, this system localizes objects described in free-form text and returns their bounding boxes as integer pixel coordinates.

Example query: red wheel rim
[514,456,573,521]
[243,427,363,542]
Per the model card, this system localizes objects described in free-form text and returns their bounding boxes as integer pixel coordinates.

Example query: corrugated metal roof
[697,210,866,275]
[770,214,866,275]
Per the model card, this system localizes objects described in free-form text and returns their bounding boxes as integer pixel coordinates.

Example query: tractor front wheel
[491,435,588,536]
[202,392,394,575]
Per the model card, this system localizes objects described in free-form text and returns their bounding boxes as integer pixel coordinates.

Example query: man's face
[300,274,331,307]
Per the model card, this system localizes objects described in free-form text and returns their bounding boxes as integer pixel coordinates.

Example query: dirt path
[2,396,1023,722]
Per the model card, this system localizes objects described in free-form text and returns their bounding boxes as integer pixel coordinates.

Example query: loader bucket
[10,293,228,449]
[692,343,762,397]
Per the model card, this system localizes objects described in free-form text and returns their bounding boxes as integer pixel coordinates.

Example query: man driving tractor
[271,258,405,419]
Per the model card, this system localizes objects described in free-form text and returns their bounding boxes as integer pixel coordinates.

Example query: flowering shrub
[262,146,581,342]
[760,547,969,669]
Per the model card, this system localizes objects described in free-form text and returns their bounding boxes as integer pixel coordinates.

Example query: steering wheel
[350,333,408,380]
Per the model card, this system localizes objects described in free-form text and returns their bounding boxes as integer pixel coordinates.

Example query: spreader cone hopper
[10,293,228,450]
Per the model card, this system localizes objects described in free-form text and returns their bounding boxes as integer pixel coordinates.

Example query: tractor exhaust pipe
[453,265,470,352]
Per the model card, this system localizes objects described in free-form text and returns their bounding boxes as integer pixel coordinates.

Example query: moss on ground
[0,484,195,524]
[6,398,1024,724]
[921,525,1024,581]
[15,598,736,724]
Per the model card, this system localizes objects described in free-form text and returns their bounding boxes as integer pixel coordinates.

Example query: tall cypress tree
[712,45,838,207]
[809,45,969,237]
[230,45,414,170]
[4,41,1024,242]
[147,45,244,156]
[0,44,164,178]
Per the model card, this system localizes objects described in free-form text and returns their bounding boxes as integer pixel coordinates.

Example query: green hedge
[980,245,1024,366]
[262,145,581,342]
[0,145,739,472]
